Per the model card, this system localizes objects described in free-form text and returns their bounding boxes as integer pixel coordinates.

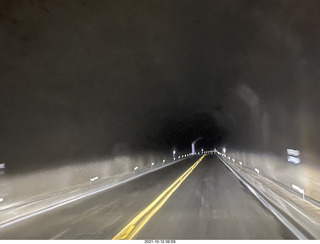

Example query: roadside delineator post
[90,176,99,186]
[255,168,260,179]
[292,184,305,200]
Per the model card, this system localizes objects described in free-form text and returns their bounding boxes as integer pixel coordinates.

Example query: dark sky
[1,0,320,173]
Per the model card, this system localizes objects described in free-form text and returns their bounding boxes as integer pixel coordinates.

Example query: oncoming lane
[0,157,199,239]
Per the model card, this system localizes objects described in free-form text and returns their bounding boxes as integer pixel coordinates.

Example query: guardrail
[216,151,320,239]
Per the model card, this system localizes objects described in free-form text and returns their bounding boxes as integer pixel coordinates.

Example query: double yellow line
[112,154,206,240]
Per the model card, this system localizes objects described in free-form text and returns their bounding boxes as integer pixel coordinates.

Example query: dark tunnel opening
[150,112,229,152]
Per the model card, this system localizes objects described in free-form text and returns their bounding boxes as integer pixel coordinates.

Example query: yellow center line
[112,154,206,240]
[119,225,135,239]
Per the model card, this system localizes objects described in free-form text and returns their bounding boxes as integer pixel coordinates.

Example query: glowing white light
[0,198,3,203]
[151,162,154,166]
[173,157,176,160]
[163,159,165,163]
[288,156,300,164]
[134,166,139,171]
[0,163,5,169]
[173,150,176,154]
[232,159,235,162]
[239,162,242,166]
[287,149,300,157]
[223,148,226,153]
[255,168,260,174]
[178,156,181,159]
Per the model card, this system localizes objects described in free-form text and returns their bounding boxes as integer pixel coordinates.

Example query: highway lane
[0,155,296,239]
[0,157,198,239]
[136,155,295,239]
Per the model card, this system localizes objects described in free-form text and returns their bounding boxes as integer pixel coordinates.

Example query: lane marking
[282,199,320,226]
[217,156,308,240]
[120,225,135,239]
[267,189,320,226]
[0,157,191,230]
[129,159,200,239]
[240,165,320,226]
[49,228,70,240]
[113,155,206,240]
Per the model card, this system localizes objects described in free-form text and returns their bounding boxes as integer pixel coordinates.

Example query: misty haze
[0,0,320,240]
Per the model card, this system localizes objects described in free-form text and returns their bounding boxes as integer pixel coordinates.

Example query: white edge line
[0,157,193,229]
[217,156,308,240]
[241,166,320,226]
[49,228,70,240]
[265,188,320,226]
[269,190,320,226]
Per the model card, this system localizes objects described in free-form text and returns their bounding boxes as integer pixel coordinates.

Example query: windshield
[0,0,319,242]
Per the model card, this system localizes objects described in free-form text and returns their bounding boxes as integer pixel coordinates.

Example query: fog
[1,0,320,174]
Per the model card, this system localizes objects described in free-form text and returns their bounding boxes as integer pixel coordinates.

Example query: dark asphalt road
[0,155,296,239]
